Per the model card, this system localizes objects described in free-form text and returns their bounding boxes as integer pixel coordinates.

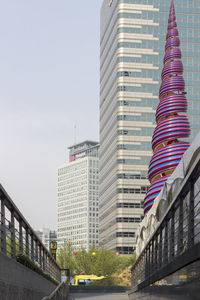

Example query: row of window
[117,158,150,165]
[116,217,141,223]
[117,144,152,151]
[89,185,99,190]
[117,54,159,64]
[117,26,200,39]
[89,224,98,228]
[117,203,142,209]
[118,100,158,110]
[116,246,135,254]
[89,240,98,244]
[117,173,147,180]
[118,11,200,25]
[118,70,157,78]
[117,55,200,74]
[58,207,87,217]
[58,223,87,232]
[58,162,87,175]
[118,128,154,136]
[89,207,99,211]
[117,114,154,122]
[58,194,87,205]
[58,180,87,192]
[117,187,148,194]
[89,229,98,233]
[119,0,199,9]
[118,85,158,93]
[89,213,98,217]
[116,232,135,237]
[89,234,98,239]
[118,70,200,83]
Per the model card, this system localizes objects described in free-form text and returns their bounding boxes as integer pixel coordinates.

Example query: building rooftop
[68,140,99,150]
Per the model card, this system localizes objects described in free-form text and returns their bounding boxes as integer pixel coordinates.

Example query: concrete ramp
[69,292,128,300]
[69,286,129,300]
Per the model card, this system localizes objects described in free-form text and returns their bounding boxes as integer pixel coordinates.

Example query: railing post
[19,221,23,254]
[158,229,162,268]
[178,199,183,255]
[10,210,16,259]
[39,244,42,268]
[43,248,46,271]
[26,228,29,257]
[170,210,175,262]
[145,245,150,282]
[0,198,6,255]
[164,220,168,265]
[154,234,158,272]
[188,179,195,248]
[144,248,148,281]
[31,234,34,260]
[151,240,153,275]
[35,240,38,262]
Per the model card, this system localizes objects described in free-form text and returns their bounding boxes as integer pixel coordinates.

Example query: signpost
[50,241,57,260]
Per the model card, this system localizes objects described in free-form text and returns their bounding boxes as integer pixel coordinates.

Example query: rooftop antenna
[74,124,76,145]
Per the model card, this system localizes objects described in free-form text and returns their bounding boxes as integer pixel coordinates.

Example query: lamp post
[63,239,68,281]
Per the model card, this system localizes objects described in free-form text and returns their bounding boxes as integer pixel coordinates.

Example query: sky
[0,0,102,230]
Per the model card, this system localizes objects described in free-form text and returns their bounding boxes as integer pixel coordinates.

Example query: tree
[56,241,77,276]
[56,243,136,278]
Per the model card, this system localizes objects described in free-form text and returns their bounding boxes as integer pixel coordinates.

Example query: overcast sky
[0,0,101,230]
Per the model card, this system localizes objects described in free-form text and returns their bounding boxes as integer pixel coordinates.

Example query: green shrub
[16,254,59,285]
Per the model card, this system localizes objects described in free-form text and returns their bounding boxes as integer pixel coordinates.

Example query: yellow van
[74,274,105,286]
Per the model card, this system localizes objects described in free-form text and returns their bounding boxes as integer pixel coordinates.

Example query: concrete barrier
[0,252,57,300]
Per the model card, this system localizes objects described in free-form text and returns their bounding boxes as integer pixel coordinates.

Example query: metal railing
[131,152,200,290]
[0,184,61,282]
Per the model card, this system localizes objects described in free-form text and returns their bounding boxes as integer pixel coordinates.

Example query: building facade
[57,141,99,251]
[100,0,200,254]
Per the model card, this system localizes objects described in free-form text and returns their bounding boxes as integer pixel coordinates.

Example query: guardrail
[131,153,200,290]
[0,184,61,282]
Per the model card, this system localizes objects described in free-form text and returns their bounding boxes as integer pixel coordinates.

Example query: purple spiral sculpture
[144,0,190,214]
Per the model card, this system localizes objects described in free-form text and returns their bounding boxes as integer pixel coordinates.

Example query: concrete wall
[0,252,57,300]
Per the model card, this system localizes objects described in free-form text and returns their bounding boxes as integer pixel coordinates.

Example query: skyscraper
[100,0,200,254]
[57,141,99,251]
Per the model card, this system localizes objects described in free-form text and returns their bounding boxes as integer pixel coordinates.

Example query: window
[116,217,141,223]
[116,232,135,237]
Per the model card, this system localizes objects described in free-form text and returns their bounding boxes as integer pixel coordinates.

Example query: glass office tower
[100,0,200,254]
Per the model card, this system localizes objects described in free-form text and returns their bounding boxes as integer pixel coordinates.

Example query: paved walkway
[69,292,129,300]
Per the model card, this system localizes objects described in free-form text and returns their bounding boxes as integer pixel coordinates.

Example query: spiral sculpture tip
[143,0,190,214]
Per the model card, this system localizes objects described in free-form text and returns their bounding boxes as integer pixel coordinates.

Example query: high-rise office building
[57,141,99,251]
[100,0,200,254]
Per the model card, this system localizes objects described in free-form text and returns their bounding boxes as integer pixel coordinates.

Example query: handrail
[42,279,70,300]
[0,184,61,282]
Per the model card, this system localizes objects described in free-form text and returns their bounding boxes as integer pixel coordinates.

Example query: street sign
[50,241,57,250]
[50,241,57,260]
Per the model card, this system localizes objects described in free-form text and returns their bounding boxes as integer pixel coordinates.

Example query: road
[69,292,129,300]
